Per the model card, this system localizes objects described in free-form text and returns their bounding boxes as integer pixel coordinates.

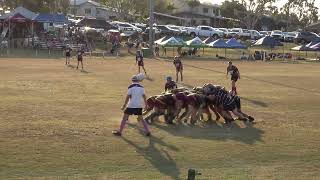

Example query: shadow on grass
[241,97,268,107]
[80,70,90,74]
[159,58,320,95]
[67,64,76,69]
[122,125,180,180]
[153,121,264,145]
[145,76,154,82]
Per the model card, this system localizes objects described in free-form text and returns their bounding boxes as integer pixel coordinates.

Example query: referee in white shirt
[112,75,151,136]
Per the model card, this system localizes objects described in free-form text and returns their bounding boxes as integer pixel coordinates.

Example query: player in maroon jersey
[226,61,240,95]
[136,50,147,75]
[164,76,178,92]
[173,56,183,82]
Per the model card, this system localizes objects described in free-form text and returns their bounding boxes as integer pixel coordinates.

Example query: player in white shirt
[112,75,151,136]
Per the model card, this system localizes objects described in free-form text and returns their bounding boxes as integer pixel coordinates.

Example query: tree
[220,0,246,19]
[3,0,69,13]
[282,0,319,28]
[236,0,276,29]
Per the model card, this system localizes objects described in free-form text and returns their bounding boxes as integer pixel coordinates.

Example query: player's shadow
[122,128,180,180]
[153,121,264,145]
[80,70,90,74]
[145,76,154,82]
[241,97,268,107]
[67,64,76,69]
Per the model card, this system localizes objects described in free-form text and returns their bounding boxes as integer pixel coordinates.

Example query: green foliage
[3,0,69,13]
[186,0,201,8]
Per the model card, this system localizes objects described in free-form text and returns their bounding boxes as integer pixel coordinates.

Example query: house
[69,0,119,20]
[170,0,235,27]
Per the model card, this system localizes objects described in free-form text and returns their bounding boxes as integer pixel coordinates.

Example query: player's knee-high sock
[119,118,127,133]
[141,120,150,133]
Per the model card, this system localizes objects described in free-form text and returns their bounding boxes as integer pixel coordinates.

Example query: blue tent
[208,38,230,57]
[226,38,247,49]
[33,13,67,24]
[208,38,229,48]
[253,36,283,48]
[305,39,320,48]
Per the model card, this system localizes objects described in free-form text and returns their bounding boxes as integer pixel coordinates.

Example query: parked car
[294,31,320,44]
[111,21,143,33]
[283,32,297,42]
[271,30,284,41]
[218,28,229,37]
[132,23,147,31]
[156,25,180,35]
[187,26,224,38]
[167,25,187,35]
[228,28,251,40]
[259,31,269,37]
[144,27,161,34]
[249,30,262,40]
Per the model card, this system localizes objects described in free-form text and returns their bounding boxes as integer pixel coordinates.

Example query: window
[203,8,208,13]
[201,27,210,31]
[96,9,100,15]
[85,8,91,14]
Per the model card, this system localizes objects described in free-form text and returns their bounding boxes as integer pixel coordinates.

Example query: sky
[201,0,320,14]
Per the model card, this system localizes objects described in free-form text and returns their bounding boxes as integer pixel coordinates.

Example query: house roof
[69,0,101,7]
[154,12,187,20]
[0,6,37,20]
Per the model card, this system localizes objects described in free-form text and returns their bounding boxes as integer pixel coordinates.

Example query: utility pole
[148,0,154,57]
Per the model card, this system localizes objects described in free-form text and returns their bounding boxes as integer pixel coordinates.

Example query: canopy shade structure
[253,36,283,48]
[160,37,185,47]
[155,36,169,44]
[226,38,247,49]
[0,6,37,22]
[203,36,215,44]
[305,39,320,48]
[310,42,320,51]
[33,13,67,24]
[291,45,311,51]
[186,37,207,48]
[208,38,229,48]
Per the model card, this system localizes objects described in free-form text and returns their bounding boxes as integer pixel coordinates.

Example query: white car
[249,30,262,40]
[283,32,297,42]
[187,26,224,38]
[271,30,284,41]
[228,28,250,39]
[111,21,143,33]
[218,28,229,37]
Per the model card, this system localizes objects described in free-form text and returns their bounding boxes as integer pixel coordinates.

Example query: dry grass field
[0,56,320,179]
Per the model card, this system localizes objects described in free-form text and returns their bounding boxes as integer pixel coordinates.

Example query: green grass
[0,56,320,179]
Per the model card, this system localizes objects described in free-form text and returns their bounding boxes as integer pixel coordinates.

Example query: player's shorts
[176,66,183,72]
[77,57,83,61]
[124,108,143,115]
[154,99,167,109]
[231,75,239,82]
[66,52,71,57]
[223,102,236,111]
[138,61,144,66]
[235,96,241,109]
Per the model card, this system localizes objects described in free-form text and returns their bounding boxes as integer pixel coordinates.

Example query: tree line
[1,0,318,30]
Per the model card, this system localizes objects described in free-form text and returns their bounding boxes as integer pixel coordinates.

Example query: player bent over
[164,76,177,92]
[112,75,151,136]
